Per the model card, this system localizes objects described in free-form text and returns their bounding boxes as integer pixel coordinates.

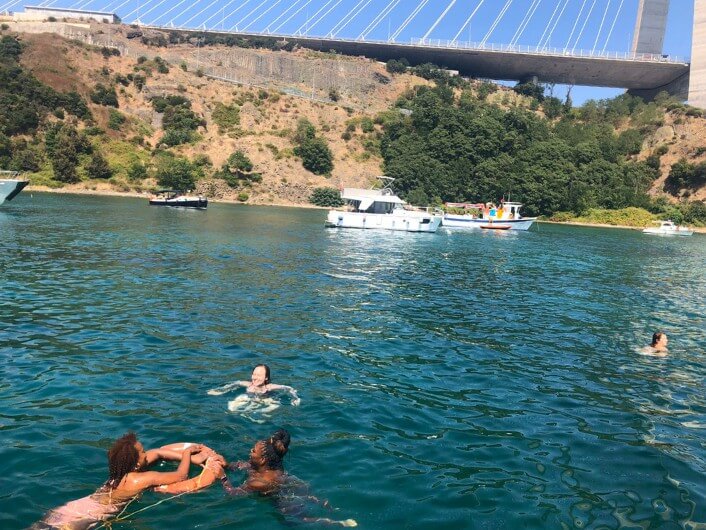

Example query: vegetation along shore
[1,19,705,226]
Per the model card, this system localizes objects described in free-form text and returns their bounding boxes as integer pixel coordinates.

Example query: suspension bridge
[2,0,702,106]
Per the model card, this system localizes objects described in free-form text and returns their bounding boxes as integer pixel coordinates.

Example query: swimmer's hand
[207,388,224,396]
[228,460,251,471]
[292,397,301,406]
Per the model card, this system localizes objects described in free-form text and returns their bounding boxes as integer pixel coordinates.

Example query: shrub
[310,187,343,207]
[127,161,147,181]
[341,131,352,141]
[211,102,240,132]
[108,109,126,130]
[237,192,249,202]
[360,117,374,133]
[328,87,340,102]
[386,58,409,74]
[293,118,316,144]
[294,137,333,175]
[86,152,112,179]
[90,84,119,107]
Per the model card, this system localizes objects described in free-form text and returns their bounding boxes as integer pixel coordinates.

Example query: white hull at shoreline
[325,210,442,233]
[0,178,29,205]
[442,215,536,231]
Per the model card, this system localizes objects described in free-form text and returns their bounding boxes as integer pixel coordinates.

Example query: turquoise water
[1,193,705,530]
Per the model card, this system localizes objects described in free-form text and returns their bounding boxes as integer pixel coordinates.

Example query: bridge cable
[231,0,271,31]
[510,0,542,47]
[422,0,457,42]
[451,0,485,44]
[294,0,335,35]
[199,0,252,30]
[480,0,513,46]
[591,0,612,54]
[271,0,313,34]
[540,0,570,50]
[358,0,401,40]
[124,0,171,23]
[152,0,195,27]
[265,0,305,33]
[570,0,598,53]
[180,0,229,29]
[328,0,373,38]
[601,0,624,53]
[389,0,431,42]
[563,0,588,51]
[296,0,343,35]
[109,0,139,19]
[242,0,284,31]
[537,0,564,49]
[0,0,23,13]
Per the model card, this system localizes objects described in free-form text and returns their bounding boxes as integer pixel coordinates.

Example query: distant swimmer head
[107,432,146,488]
[250,429,290,471]
[251,364,271,387]
[651,332,669,351]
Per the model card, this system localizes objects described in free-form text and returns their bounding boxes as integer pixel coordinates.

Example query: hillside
[1,20,705,214]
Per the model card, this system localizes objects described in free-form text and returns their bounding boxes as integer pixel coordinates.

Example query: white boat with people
[442,201,537,231]
[642,220,693,236]
[0,171,29,205]
[325,177,441,233]
[149,190,208,209]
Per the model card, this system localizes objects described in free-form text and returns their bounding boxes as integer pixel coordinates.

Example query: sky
[5,0,696,105]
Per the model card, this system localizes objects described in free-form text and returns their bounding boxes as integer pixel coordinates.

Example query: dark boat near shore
[149,190,208,209]
[0,171,29,205]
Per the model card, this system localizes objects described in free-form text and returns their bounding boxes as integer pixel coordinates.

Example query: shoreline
[25,185,327,210]
[23,187,706,232]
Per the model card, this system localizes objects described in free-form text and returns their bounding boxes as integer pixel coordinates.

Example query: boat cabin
[341,187,406,214]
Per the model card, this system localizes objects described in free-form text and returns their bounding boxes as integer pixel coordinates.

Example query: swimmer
[642,332,669,357]
[208,364,301,406]
[161,430,356,527]
[32,433,209,530]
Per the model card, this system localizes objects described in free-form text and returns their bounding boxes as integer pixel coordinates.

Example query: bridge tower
[631,0,670,55]
[690,0,706,108]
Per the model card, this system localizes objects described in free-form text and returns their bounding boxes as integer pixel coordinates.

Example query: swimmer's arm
[207,381,248,396]
[146,444,212,466]
[132,447,198,488]
[268,384,301,406]
[220,477,249,496]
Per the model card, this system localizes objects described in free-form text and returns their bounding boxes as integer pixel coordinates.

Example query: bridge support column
[689,0,706,108]
[631,0,670,55]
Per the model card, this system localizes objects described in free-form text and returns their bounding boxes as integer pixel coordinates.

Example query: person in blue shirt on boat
[208,364,301,406]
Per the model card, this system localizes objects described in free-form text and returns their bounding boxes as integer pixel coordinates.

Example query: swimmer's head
[250,428,290,470]
[651,332,668,349]
[107,432,145,487]
[251,364,271,386]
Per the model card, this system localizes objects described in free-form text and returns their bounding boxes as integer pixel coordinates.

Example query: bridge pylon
[689,0,706,108]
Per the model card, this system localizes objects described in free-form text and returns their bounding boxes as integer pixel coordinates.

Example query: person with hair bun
[32,433,211,529]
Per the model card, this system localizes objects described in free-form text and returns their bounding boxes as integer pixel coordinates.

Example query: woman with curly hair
[32,432,211,529]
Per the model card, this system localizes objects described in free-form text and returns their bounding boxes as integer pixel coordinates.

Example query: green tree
[295,137,333,175]
[310,187,343,207]
[86,152,112,179]
[156,157,196,191]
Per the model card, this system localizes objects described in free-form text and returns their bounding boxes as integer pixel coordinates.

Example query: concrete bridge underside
[159,28,689,96]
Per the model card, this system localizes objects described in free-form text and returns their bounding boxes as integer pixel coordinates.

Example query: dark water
[1,193,705,530]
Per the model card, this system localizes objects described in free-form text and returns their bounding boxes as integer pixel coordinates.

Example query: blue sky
[9,0,695,104]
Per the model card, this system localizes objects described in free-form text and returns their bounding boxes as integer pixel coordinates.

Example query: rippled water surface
[1,193,705,530]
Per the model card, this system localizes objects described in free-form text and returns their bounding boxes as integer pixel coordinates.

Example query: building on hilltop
[13,6,119,24]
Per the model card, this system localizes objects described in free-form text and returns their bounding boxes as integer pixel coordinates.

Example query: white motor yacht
[325,177,441,233]
[0,171,29,205]
[642,220,693,236]
[442,201,537,231]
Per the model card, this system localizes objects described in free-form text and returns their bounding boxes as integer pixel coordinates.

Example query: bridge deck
[152,28,689,91]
